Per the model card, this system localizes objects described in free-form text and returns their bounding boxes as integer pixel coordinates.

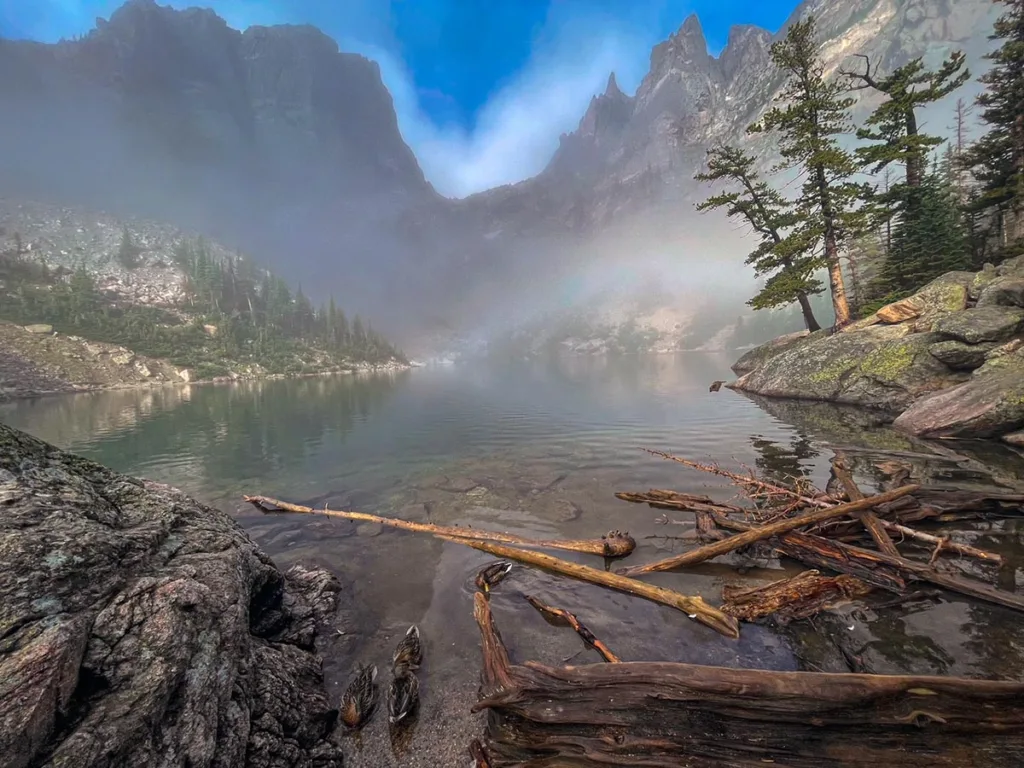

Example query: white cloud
[16,0,680,199]
[339,16,657,199]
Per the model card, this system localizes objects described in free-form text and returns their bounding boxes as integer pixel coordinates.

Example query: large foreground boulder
[893,353,1024,439]
[730,324,957,412]
[0,424,344,768]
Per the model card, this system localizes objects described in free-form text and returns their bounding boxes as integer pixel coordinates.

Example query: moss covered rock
[731,325,955,412]
[731,329,815,375]
[933,306,1024,344]
[893,353,1024,438]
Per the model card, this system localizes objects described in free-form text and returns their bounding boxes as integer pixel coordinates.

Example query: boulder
[976,276,1024,308]
[932,306,1024,344]
[893,353,1024,439]
[876,297,923,324]
[23,323,53,334]
[0,424,344,768]
[730,329,814,375]
[969,264,999,301]
[731,324,957,412]
[928,340,995,370]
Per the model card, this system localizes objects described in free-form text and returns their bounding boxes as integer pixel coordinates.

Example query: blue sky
[0,0,797,196]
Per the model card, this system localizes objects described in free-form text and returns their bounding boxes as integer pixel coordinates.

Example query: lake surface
[4,353,1024,766]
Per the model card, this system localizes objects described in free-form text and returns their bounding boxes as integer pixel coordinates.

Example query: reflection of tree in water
[862,612,956,675]
[960,519,1024,679]
[749,434,820,487]
[78,373,406,483]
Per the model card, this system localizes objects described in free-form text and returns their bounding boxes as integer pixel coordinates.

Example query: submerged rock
[0,423,344,768]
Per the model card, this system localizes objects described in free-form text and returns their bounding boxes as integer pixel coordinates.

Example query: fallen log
[525,595,621,662]
[831,457,901,557]
[710,515,1024,614]
[721,570,872,624]
[243,495,636,558]
[472,592,1024,767]
[437,536,740,639]
[878,520,1003,565]
[618,485,919,577]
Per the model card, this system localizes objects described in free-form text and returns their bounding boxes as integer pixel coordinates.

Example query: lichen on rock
[0,423,344,768]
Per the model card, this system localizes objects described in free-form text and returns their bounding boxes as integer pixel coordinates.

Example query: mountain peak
[605,71,623,98]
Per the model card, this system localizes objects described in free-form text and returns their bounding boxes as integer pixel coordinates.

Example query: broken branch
[618,485,919,577]
[878,520,1002,565]
[243,495,636,558]
[831,456,901,557]
[525,595,621,662]
[441,536,740,639]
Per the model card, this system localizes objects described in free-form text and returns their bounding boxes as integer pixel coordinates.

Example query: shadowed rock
[0,422,344,768]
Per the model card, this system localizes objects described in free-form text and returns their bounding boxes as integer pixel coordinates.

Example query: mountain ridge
[0,0,1003,354]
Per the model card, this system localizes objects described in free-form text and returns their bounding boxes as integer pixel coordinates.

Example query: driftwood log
[243,495,636,558]
[830,457,901,557]
[721,570,872,623]
[437,536,740,639]
[472,592,1024,767]
[617,485,919,577]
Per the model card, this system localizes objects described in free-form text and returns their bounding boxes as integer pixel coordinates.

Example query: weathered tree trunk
[472,593,1024,767]
[816,166,853,328]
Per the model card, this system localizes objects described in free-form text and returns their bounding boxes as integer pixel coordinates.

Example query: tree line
[0,232,405,376]
[695,0,1024,331]
[170,236,403,363]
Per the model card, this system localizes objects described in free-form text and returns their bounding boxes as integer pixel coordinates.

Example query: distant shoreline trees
[694,2,1023,325]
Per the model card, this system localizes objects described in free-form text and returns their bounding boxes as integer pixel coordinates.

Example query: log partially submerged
[472,592,1024,767]
[473,593,1024,765]
[617,485,919,577]
[721,570,872,624]
[525,595,621,662]
[436,536,740,639]
[243,495,636,558]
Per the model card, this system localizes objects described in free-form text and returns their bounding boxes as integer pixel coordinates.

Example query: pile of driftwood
[244,448,1024,766]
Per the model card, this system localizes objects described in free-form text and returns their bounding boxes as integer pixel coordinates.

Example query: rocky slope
[0,422,345,767]
[729,256,1024,445]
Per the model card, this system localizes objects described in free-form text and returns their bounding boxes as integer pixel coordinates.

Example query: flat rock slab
[0,423,344,768]
[933,306,1024,344]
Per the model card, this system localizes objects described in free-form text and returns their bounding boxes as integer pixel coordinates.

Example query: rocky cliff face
[456,0,999,235]
[0,0,436,326]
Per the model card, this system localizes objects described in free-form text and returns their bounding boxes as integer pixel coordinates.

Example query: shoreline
[0,361,413,404]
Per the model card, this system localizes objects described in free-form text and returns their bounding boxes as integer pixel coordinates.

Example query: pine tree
[878,163,970,294]
[843,53,969,188]
[750,16,867,328]
[964,0,1024,253]
[695,145,823,331]
[116,227,141,270]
